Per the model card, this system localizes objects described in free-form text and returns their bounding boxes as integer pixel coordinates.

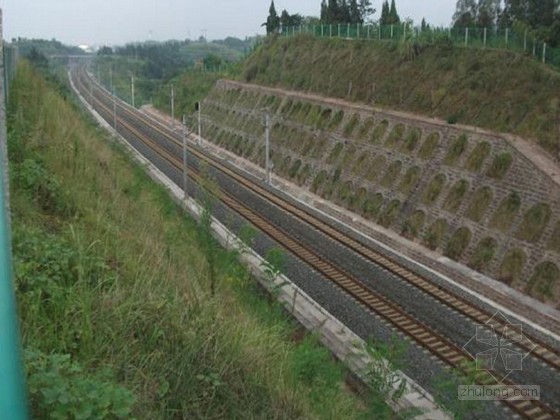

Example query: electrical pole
[171,84,175,121]
[182,115,188,201]
[265,113,271,185]
[109,66,113,92]
[112,88,117,132]
[131,76,135,108]
[197,101,201,146]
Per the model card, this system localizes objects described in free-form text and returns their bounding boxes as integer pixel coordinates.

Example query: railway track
[73,68,560,419]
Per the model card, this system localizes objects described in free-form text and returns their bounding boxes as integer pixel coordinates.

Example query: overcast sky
[1,0,456,46]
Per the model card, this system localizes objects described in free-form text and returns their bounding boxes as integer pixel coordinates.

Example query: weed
[486,153,512,179]
[465,141,491,172]
[444,134,468,166]
[465,187,493,223]
[422,174,447,205]
[445,227,472,260]
[525,262,559,301]
[490,192,521,232]
[401,128,422,153]
[362,193,384,218]
[328,110,345,130]
[380,161,402,188]
[417,132,440,160]
[443,180,469,213]
[398,166,421,195]
[548,222,560,253]
[370,120,388,144]
[384,124,405,149]
[469,237,498,271]
[423,219,449,250]
[516,203,551,243]
[343,113,360,137]
[326,142,344,164]
[378,200,401,228]
[402,210,425,239]
[497,249,526,285]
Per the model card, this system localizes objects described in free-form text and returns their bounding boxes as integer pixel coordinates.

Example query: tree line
[453,0,560,45]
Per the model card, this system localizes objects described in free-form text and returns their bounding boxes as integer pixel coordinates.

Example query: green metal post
[0,9,29,420]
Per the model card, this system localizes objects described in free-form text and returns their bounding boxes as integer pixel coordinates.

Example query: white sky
[1,0,457,46]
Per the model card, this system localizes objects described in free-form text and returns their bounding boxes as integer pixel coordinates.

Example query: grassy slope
[242,35,560,156]
[8,61,380,418]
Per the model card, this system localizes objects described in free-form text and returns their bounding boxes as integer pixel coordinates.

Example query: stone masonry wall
[199,79,560,304]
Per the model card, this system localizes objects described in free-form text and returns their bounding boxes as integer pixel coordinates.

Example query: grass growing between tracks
[8,61,382,418]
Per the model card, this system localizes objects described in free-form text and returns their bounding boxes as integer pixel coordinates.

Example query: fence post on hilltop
[321,24,324,38]
[367,25,370,39]
[465,28,469,46]
[357,24,360,39]
[524,30,527,51]
[543,43,547,63]
[483,27,487,47]
[347,23,350,38]
[330,24,332,37]
[379,25,382,40]
[391,24,394,39]
[338,23,341,37]
[505,28,509,48]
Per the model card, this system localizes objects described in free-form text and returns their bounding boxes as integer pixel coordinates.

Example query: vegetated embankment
[243,35,560,158]
[199,76,560,305]
[7,60,372,418]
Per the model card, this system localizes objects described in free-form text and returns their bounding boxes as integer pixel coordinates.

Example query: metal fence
[0,8,28,420]
[282,23,560,68]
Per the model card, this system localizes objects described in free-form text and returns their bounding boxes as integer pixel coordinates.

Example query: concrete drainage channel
[70,71,449,420]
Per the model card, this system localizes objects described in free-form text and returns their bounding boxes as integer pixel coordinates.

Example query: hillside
[242,35,560,158]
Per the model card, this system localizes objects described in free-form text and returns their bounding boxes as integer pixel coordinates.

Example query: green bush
[362,193,384,218]
[486,153,512,179]
[380,161,402,188]
[516,203,551,243]
[343,113,360,137]
[423,174,447,205]
[469,237,498,271]
[398,166,422,195]
[326,142,344,164]
[490,192,521,232]
[25,349,135,419]
[378,200,401,227]
[370,120,388,143]
[445,227,472,260]
[417,132,440,160]
[401,128,422,153]
[525,262,559,301]
[465,141,491,172]
[384,124,405,149]
[443,134,468,166]
[465,187,493,223]
[423,219,449,250]
[548,222,560,253]
[402,210,425,239]
[498,249,526,285]
[443,180,469,213]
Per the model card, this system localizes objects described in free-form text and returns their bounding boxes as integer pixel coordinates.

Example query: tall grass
[8,61,374,418]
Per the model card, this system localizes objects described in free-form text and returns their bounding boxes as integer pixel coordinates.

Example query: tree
[321,0,328,21]
[281,10,304,29]
[380,1,390,25]
[98,46,114,55]
[452,0,477,27]
[358,0,375,23]
[477,0,500,28]
[326,0,339,23]
[339,0,351,23]
[389,0,401,24]
[264,1,281,34]
[421,18,429,31]
[349,0,361,23]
